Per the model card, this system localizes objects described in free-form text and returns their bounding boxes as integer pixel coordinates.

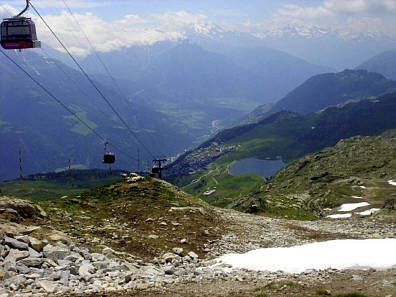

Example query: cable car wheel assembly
[1,0,41,50]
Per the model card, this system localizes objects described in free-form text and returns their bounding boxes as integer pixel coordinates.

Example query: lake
[230,158,286,178]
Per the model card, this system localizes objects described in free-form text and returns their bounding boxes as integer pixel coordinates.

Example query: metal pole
[68,156,73,190]
[16,0,30,17]
[18,146,24,193]
[137,148,140,173]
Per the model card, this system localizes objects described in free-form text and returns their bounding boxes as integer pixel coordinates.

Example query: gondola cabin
[152,167,160,174]
[1,17,41,50]
[103,152,115,164]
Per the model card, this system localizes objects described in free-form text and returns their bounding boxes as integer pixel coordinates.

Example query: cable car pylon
[151,158,167,179]
[103,141,115,174]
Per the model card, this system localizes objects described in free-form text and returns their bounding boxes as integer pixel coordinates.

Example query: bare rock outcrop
[0,197,46,219]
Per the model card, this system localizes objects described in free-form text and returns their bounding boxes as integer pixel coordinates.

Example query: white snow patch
[352,196,363,199]
[357,208,380,216]
[203,189,216,196]
[219,239,396,274]
[327,213,352,219]
[339,202,370,212]
[388,180,396,186]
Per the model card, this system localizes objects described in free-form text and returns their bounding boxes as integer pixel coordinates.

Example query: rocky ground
[1,175,396,297]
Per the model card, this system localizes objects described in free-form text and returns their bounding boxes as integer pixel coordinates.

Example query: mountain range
[1,41,396,181]
[242,69,396,124]
[356,50,396,81]
[167,89,396,182]
[79,41,331,130]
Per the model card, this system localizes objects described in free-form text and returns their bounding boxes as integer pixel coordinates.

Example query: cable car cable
[38,47,111,121]
[58,0,140,140]
[60,0,166,164]
[0,48,138,164]
[61,0,126,100]
[60,0,146,117]
[60,0,168,169]
[30,2,156,160]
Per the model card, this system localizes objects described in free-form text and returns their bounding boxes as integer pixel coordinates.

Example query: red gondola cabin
[1,17,41,50]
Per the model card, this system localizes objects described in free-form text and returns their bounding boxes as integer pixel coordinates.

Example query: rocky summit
[0,170,396,297]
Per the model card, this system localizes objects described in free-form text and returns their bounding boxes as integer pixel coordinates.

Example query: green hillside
[167,92,396,211]
[168,91,396,178]
[0,169,124,200]
[238,130,396,217]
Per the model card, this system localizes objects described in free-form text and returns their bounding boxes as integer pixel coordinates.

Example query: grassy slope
[0,169,123,201]
[3,176,225,260]
[183,163,264,207]
[242,130,396,217]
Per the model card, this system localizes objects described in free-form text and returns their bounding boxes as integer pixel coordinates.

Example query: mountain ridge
[240,69,396,124]
[356,49,396,81]
[166,91,396,186]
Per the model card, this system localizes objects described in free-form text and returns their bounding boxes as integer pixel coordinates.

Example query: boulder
[43,244,70,261]
[18,257,44,268]
[187,251,199,260]
[78,263,95,277]
[15,263,30,274]
[28,247,41,258]
[4,249,29,263]
[0,221,40,237]
[28,236,45,252]
[162,252,177,263]
[172,247,183,256]
[4,236,29,250]
[37,280,58,293]
[4,275,26,291]
[48,230,72,245]
[169,207,206,215]
[15,235,30,244]
[164,265,176,275]
[64,252,83,263]
[0,196,46,218]
[4,261,17,273]
[383,199,395,210]
[128,176,144,183]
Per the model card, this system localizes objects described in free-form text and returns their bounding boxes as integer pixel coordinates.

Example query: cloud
[323,0,396,14]
[35,11,185,56]
[276,4,333,20]
[3,1,395,57]
[153,11,218,36]
[246,0,396,40]
[0,4,18,19]
[276,0,396,19]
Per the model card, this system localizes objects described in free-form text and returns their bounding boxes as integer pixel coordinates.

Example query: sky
[1,0,396,58]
